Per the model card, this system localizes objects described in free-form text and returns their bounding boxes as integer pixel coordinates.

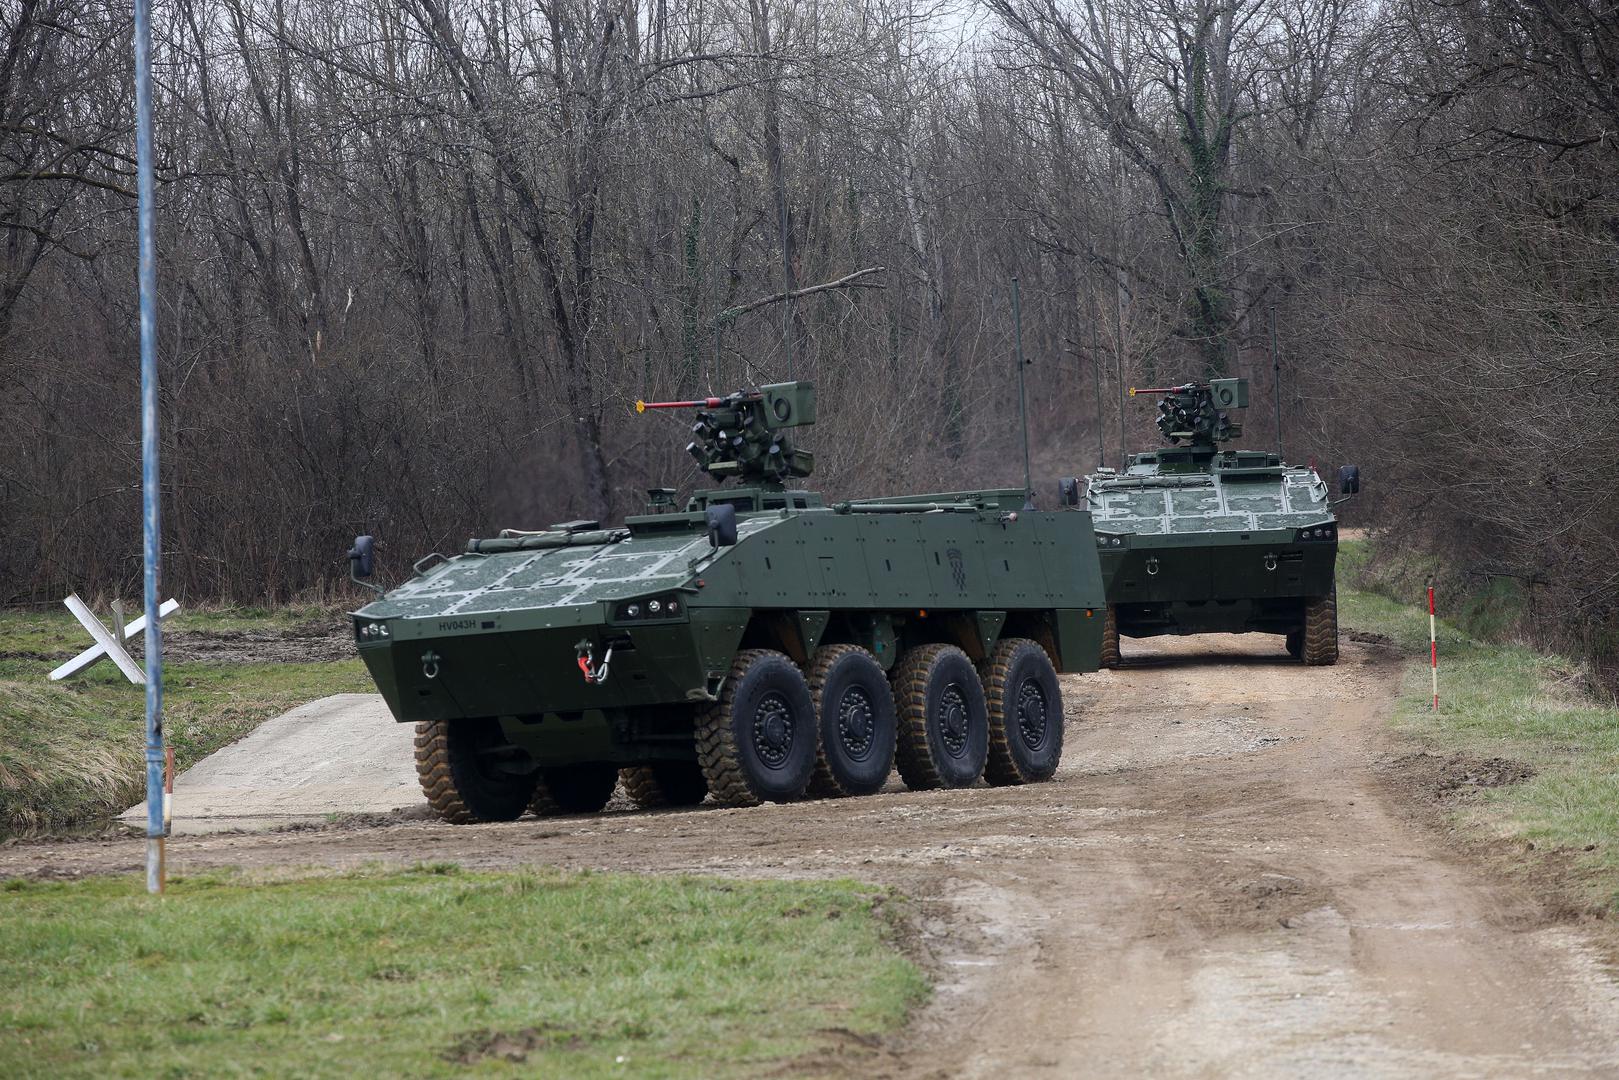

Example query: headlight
[1294,524,1337,543]
[614,594,688,622]
[354,620,391,641]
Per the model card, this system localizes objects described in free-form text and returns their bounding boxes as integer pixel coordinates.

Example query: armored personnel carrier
[347,381,1106,822]
[1068,378,1358,667]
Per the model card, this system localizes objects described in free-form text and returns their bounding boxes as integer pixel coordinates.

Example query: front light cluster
[615,593,685,622]
[1096,534,1126,548]
[356,621,391,640]
[1295,523,1337,542]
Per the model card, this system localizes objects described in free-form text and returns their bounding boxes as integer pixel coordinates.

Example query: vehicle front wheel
[696,649,817,806]
[1100,605,1121,668]
[981,638,1064,785]
[893,643,989,790]
[1302,589,1339,666]
[806,644,897,798]
[414,718,538,824]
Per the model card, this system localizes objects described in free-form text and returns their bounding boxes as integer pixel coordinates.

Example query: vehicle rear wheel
[893,643,989,790]
[414,718,538,824]
[981,638,1064,785]
[530,763,618,816]
[696,649,817,806]
[1302,588,1339,666]
[620,762,708,809]
[1100,605,1121,668]
[806,644,896,798]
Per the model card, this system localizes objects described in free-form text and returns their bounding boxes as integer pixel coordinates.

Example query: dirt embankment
[8,635,1619,1077]
[156,622,353,664]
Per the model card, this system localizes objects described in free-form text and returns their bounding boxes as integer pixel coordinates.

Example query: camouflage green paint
[1085,379,1340,640]
[352,383,1105,767]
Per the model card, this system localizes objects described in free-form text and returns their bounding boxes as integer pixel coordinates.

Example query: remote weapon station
[349,382,1106,822]
[1066,378,1359,666]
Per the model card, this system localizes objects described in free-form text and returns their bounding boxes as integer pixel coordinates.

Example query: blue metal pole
[135,0,165,893]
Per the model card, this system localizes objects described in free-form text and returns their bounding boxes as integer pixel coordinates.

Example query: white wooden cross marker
[50,594,180,684]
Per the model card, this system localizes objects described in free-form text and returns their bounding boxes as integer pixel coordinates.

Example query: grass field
[1340,546,1619,911]
[0,864,925,1078]
[0,607,370,834]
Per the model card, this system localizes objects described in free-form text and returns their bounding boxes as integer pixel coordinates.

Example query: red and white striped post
[1427,582,1439,710]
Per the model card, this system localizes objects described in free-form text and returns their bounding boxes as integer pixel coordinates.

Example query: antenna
[1113,289,1127,467]
[1012,278,1033,505]
[1090,312,1104,469]
[1270,307,1283,461]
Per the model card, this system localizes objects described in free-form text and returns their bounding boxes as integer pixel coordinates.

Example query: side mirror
[1337,465,1361,495]
[348,535,375,578]
[1059,477,1081,507]
[705,504,738,548]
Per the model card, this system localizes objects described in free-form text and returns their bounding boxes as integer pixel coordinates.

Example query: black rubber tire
[696,649,817,806]
[1285,629,1304,660]
[981,638,1064,785]
[1100,605,1121,668]
[892,644,989,790]
[530,763,618,816]
[806,645,897,798]
[620,762,709,809]
[1302,588,1339,666]
[414,718,537,824]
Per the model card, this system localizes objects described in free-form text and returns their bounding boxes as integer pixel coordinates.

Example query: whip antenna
[1012,278,1033,505]
[1271,308,1283,460]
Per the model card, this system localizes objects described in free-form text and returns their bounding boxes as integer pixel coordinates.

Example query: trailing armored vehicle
[347,381,1106,822]
[1064,378,1359,667]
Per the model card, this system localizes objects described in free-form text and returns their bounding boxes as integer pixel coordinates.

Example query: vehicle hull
[1099,529,1337,637]
[354,499,1105,766]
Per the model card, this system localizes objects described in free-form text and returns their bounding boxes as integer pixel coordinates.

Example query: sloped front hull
[1100,532,1337,637]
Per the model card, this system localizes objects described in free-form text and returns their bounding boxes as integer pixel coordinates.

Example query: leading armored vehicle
[348,381,1106,822]
[1067,378,1358,666]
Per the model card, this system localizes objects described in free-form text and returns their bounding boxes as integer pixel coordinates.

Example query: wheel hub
[938,684,968,757]
[753,691,794,767]
[1015,678,1048,750]
[837,686,875,760]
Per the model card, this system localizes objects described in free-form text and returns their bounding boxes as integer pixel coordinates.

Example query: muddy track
[9,636,1619,1076]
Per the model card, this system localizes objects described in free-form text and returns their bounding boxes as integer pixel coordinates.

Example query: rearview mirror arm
[350,559,384,597]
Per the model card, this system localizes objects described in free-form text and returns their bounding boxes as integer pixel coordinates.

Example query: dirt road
[9,636,1619,1076]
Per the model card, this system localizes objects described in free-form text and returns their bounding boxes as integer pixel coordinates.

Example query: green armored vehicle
[348,381,1106,822]
[1065,379,1358,667]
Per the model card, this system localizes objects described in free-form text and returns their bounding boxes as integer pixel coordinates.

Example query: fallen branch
[716,266,886,323]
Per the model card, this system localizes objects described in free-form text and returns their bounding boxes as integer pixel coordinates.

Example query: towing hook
[1146,556,1160,576]
[576,639,613,686]
[1264,553,1278,572]
[421,650,441,679]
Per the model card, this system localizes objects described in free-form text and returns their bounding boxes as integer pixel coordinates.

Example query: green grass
[0,608,371,833]
[1339,552,1619,908]
[0,865,926,1078]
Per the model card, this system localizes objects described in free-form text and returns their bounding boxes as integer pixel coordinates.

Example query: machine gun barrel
[1129,385,1197,397]
[637,397,718,412]
[636,394,761,413]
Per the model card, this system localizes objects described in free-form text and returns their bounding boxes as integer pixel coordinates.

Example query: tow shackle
[576,639,613,685]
